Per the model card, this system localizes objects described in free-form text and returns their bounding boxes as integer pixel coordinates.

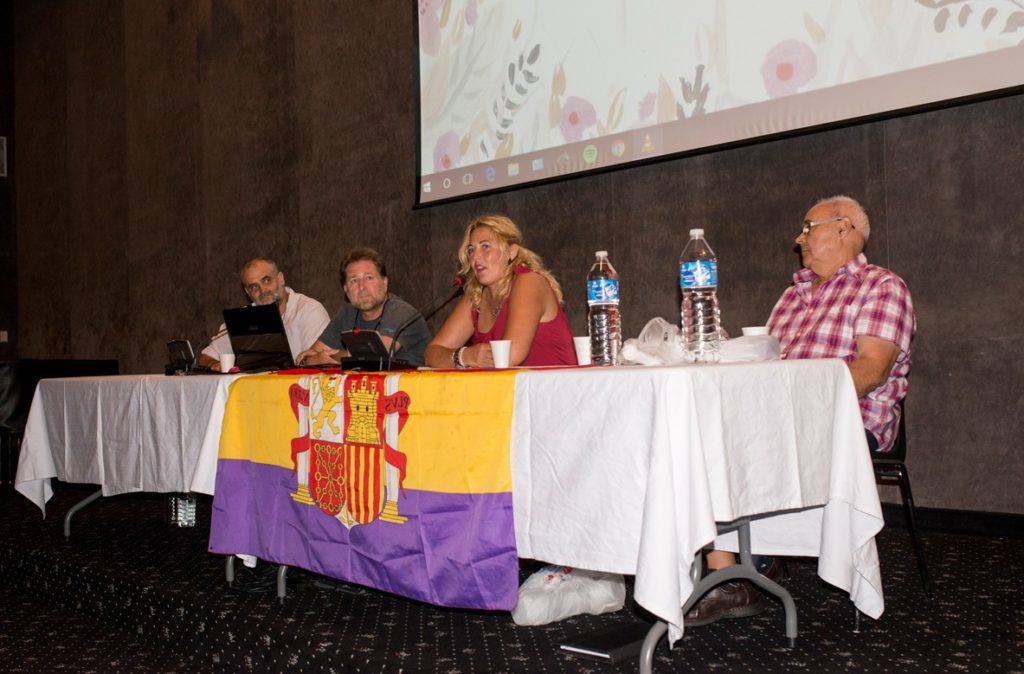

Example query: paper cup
[219,353,236,372]
[490,340,512,368]
[741,326,769,337]
[573,336,591,366]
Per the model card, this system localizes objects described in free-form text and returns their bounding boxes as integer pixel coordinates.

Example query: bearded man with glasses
[198,257,330,371]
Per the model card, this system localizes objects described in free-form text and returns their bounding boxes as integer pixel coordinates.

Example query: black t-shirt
[318,294,431,367]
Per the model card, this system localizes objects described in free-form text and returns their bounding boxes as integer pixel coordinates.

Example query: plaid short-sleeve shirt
[767,254,916,452]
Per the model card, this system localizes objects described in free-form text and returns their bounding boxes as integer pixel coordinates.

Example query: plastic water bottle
[679,229,721,362]
[587,251,621,366]
[168,493,197,527]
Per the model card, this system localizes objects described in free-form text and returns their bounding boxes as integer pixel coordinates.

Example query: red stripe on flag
[364,444,372,522]
[372,444,381,516]
[344,444,354,522]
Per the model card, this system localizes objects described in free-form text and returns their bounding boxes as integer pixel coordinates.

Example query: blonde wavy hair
[457,214,564,312]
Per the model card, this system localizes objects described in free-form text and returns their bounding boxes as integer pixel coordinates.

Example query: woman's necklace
[484,291,502,318]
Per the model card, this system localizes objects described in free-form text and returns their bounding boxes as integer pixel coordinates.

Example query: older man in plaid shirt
[686,195,916,627]
[768,194,915,453]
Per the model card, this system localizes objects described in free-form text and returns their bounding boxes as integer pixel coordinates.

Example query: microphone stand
[386,277,464,370]
[191,326,229,372]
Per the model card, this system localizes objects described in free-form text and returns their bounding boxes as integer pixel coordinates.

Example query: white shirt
[201,287,330,361]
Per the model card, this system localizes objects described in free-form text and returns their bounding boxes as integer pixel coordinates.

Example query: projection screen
[417,1,1024,204]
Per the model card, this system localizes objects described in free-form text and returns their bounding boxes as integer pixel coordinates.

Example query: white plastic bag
[621,317,688,365]
[511,566,626,626]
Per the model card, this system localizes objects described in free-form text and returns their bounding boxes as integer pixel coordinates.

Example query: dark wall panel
[123,1,203,370]
[63,1,128,359]
[290,2,424,315]
[0,1,14,360]
[14,2,71,357]
[11,1,1024,514]
[883,96,1024,514]
[195,0,301,323]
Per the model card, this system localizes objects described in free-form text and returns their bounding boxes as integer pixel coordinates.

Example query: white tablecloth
[15,373,245,515]
[15,361,883,645]
[510,358,883,644]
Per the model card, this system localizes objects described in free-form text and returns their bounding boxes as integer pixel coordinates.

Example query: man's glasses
[244,276,276,294]
[800,216,849,237]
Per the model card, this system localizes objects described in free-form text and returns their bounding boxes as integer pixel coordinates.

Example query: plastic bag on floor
[511,566,626,626]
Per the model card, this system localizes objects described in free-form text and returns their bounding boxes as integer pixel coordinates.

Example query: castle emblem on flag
[287,373,410,529]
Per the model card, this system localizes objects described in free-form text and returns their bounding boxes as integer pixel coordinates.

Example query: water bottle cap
[595,250,608,257]
[689,228,704,238]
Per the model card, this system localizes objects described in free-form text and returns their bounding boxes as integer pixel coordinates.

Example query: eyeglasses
[800,216,849,237]
[244,275,276,294]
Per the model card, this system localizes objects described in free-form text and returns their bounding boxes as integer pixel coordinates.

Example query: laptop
[338,329,415,371]
[222,304,295,372]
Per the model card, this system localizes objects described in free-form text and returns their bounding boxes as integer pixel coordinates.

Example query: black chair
[0,361,27,485]
[873,399,932,598]
[0,359,119,485]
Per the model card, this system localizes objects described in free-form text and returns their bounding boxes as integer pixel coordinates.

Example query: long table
[15,373,244,515]
[16,361,883,651]
[207,359,882,645]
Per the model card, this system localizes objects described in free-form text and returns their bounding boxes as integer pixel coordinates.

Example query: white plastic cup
[741,326,769,337]
[219,353,236,372]
[573,336,591,366]
[490,340,512,368]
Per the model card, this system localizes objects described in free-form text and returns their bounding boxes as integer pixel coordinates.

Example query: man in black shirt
[297,248,431,367]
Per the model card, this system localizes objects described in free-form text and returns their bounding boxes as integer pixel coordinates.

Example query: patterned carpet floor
[1,484,1022,673]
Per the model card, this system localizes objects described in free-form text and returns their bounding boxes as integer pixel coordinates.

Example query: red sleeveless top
[471,267,576,366]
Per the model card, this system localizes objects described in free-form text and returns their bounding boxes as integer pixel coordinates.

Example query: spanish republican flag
[209,370,519,610]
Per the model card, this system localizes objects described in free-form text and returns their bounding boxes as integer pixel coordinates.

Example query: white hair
[814,195,870,242]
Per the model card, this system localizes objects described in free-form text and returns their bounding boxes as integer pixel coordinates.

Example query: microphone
[192,326,229,372]
[386,275,465,369]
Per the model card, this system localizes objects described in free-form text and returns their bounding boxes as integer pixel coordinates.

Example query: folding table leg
[277,564,289,603]
[63,489,102,541]
[637,520,799,672]
[639,621,668,674]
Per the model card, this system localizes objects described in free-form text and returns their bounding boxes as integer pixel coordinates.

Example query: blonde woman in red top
[425,214,575,369]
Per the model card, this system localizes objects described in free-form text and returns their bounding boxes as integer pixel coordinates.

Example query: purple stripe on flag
[209,459,519,611]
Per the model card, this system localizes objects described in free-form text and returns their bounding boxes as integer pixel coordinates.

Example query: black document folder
[558,622,652,664]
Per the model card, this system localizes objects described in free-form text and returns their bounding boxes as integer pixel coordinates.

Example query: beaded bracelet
[451,346,468,369]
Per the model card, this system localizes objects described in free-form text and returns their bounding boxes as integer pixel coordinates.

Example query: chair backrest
[0,361,22,432]
[885,398,908,462]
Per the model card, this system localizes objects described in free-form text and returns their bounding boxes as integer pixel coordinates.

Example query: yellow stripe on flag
[218,374,299,464]
[399,370,516,493]
[217,370,518,494]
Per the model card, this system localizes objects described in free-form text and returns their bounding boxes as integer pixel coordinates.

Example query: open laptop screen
[222,304,295,372]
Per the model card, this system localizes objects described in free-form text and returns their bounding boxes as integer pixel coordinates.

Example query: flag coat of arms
[209,371,519,610]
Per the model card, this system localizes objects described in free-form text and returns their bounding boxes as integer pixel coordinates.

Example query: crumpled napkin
[718,334,781,362]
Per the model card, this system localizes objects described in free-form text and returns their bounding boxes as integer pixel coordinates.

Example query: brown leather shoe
[683,579,765,627]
